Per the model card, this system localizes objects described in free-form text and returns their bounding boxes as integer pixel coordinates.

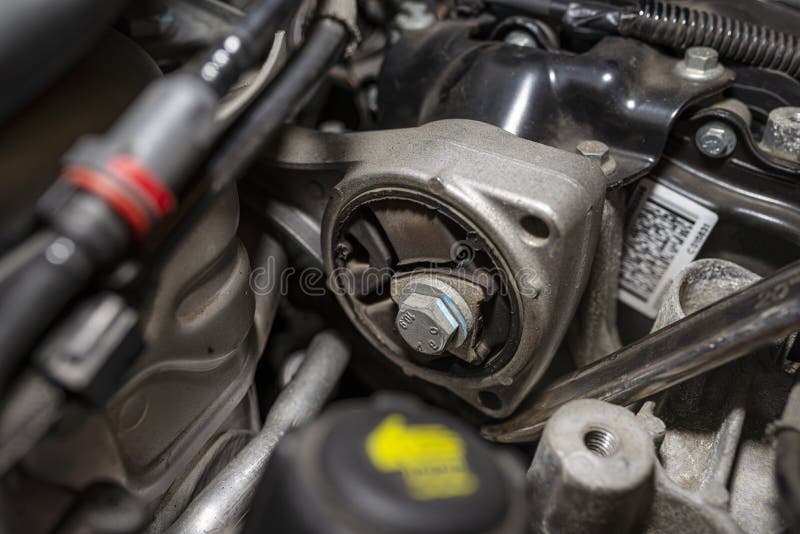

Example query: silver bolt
[504,30,537,48]
[695,121,737,158]
[760,107,800,163]
[686,47,719,71]
[576,140,617,176]
[676,47,725,81]
[395,277,473,356]
[395,1,436,31]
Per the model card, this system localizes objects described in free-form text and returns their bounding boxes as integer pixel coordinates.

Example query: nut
[685,47,719,71]
[396,293,460,355]
[695,121,737,158]
[760,107,800,163]
[576,140,617,177]
[395,277,474,356]
[676,47,725,81]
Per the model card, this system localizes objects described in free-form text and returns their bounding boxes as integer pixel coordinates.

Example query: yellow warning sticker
[365,414,479,501]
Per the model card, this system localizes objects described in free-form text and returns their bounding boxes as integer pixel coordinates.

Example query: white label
[619,179,719,318]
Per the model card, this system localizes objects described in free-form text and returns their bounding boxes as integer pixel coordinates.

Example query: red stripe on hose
[65,167,150,239]
[107,155,175,216]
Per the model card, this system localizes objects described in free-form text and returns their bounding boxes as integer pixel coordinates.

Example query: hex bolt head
[760,107,800,163]
[576,140,617,177]
[686,47,719,71]
[504,30,537,48]
[676,47,725,81]
[396,293,459,355]
[395,277,474,356]
[695,121,737,158]
[394,1,436,31]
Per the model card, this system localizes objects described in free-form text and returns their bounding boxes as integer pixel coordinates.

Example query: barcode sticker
[619,179,718,318]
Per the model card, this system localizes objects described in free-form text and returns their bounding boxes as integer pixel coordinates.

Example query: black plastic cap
[243,396,527,534]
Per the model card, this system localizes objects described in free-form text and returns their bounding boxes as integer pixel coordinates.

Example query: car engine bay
[0,0,799,532]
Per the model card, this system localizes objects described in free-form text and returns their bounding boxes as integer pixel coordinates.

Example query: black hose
[0,0,130,124]
[490,0,800,79]
[0,0,352,397]
[192,0,301,95]
[0,233,93,393]
[618,1,800,78]
[240,0,303,59]
[207,17,350,188]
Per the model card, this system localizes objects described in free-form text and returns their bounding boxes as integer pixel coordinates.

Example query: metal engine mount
[307,119,607,416]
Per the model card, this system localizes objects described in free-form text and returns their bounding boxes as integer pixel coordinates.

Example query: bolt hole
[520,215,550,241]
[478,391,502,411]
[583,428,618,457]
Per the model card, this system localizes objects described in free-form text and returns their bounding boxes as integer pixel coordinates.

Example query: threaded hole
[583,428,618,457]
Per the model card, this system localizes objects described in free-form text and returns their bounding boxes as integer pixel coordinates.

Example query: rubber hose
[619,0,800,78]
[0,234,93,395]
[0,0,129,124]
[207,17,350,187]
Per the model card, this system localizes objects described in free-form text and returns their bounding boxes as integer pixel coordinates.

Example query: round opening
[583,428,618,457]
[478,390,503,411]
[790,111,800,123]
[520,215,550,241]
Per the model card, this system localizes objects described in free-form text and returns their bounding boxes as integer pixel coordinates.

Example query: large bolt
[676,47,725,81]
[576,140,617,177]
[395,277,473,356]
[394,1,436,32]
[695,121,737,158]
[760,107,800,163]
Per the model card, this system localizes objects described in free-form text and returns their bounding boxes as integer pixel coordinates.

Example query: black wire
[241,0,304,58]
[193,0,302,95]
[206,17,350,189]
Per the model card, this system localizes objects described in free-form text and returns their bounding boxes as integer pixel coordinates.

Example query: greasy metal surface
[676,106,800,177]
[20,187,284,502]
[258,120,605,417]
[483,260,800,442]
[649,260,788,533]
[567,190,624,367]
[167,330,350,534]
[528,399,655,533]
[378,24,734,187]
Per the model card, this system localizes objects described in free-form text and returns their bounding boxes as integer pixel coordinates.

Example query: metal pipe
[146,234,287,534]
[482,260,800,443]
[167,330,350,533]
